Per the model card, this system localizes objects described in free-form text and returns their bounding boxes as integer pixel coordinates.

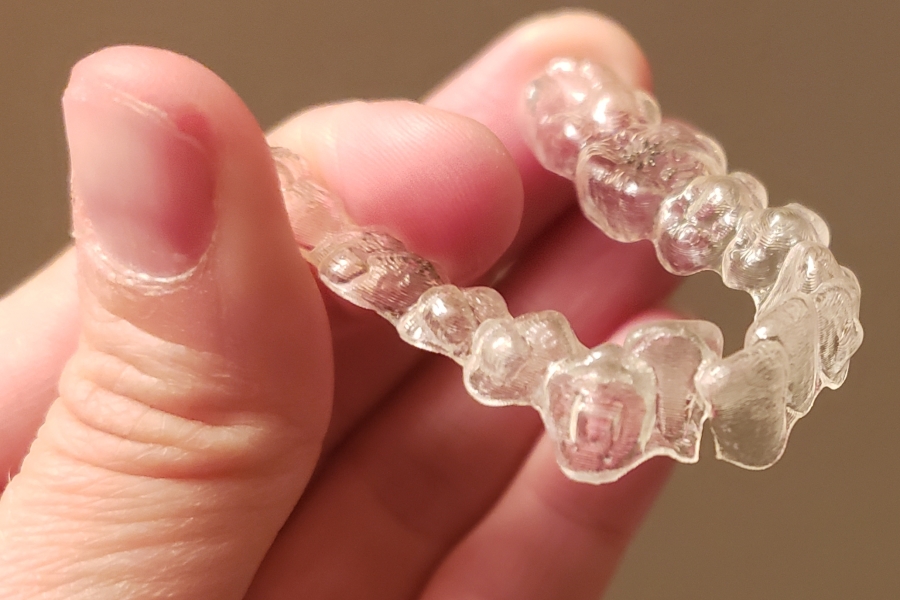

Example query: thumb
[0,46,332,599]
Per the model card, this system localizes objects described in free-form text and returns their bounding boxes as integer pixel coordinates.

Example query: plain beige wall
[1,2,897,598]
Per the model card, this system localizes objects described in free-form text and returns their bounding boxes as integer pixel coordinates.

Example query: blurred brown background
[1,1,897,598]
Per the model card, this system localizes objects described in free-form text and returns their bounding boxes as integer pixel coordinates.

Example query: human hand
[0,12,677,599]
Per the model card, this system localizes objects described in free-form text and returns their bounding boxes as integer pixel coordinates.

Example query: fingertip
[270,100,524,283]
[423,11,653,255]
[503,9,652,90]
[64,45,270,165]
[62,43,328,379]
[63,44,303,286]
[68,45,227,111]
[427,10,652,114]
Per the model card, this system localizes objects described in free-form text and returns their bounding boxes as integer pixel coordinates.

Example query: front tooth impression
[623,320,724,461]
[543,343,657,484]
[696,340,791,469]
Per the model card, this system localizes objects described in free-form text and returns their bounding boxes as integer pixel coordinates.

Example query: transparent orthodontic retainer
[270,58,862,484]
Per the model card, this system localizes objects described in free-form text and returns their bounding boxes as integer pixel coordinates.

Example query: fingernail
[63,82,216,277]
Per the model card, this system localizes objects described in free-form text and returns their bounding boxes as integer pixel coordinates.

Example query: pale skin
[0,12,680,600]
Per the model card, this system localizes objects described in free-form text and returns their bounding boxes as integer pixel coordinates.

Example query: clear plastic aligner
[397,285,509,362]
[655,172,768,275]
[309,231,447,323]
[523,58,652,179]
[269,55,862,484]
[273,148,447,323]
[721,204,830,306]
[271,147,350,253]
[544,343,657,483]
[695,341,791,468]
[464,311,585,407]
[746,293,820,416]
[623,320,723,461]
[534,319,727,484]
[763,241,863,389]
[576,120,727,242]
[519,58,863,475]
